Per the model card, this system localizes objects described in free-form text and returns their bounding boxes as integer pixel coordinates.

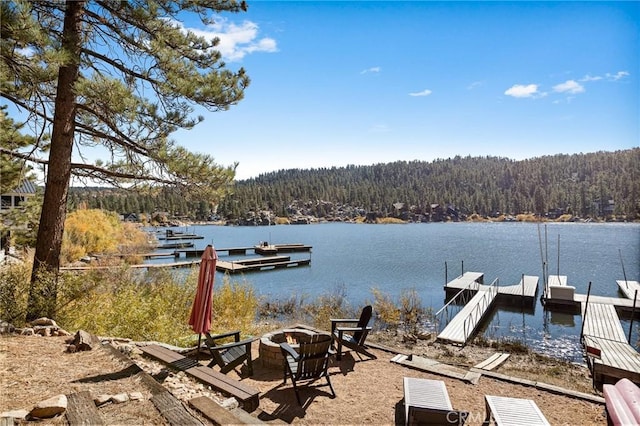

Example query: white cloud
[580,74,602,82]
[607,71,630,81]
[504,84,539,98]
[553,80,585,94]
[360,67,381,74]
[467,81,484,90]
[177,17,277,62]
[408,89,432,97]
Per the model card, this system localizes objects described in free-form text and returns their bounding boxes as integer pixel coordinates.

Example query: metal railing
[434,276,481,334]
[462,278,499,345]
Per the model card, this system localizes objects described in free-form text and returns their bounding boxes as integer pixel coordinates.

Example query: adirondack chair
[330,305,376,361]
[280,332,336,405]
[204,331,256,375]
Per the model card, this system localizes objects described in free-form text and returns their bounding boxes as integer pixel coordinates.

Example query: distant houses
[1,179,37,212]
[1,179,38,257]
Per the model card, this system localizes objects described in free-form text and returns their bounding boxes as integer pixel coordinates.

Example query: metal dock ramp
[437,284,498,346]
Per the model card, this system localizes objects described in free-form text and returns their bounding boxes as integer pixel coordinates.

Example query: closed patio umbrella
[188,244,218,355]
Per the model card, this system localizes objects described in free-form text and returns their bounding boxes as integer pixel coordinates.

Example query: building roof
[5,179,37,195]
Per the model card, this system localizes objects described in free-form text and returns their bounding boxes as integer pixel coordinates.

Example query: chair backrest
[295,333,332,380]
[204,333,225,366]
[352,305,372,344]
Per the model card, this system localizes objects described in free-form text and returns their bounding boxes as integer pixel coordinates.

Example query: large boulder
[29,394,67,419]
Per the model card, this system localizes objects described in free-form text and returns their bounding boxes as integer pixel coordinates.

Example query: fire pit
[259,328,318,368]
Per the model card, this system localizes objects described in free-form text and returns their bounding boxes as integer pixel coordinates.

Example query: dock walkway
[582,302,640,388]
[437,287,498,345]
[541,275,640,388]
[616,280,640,301]
[438,272,539,346]
[444,273,539,299]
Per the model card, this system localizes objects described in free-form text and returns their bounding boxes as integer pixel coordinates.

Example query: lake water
[148,222,640,362]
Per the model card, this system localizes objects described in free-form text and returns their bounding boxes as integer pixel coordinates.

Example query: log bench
[603,378,640,425]
[140,344,260,412]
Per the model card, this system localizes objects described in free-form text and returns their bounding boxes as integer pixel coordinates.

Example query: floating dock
[437,272,540,345]
[616,280,640,301]
[444,272,539,300]
[216,255,311,274]
[582,302,640,389]
[175,244,312,258]
[541,275,640,388]
[542,275,640,313]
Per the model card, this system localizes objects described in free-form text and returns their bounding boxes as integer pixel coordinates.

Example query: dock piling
[630,289,638,344]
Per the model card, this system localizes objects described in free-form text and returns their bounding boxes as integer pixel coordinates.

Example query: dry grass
[1,330,607,425]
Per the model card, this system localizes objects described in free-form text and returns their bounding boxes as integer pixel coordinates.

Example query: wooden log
[66,391,104,425]
[151,391,202,426]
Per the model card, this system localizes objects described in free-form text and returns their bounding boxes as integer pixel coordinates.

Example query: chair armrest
[207,330,241,342]
[208,337,256,352]
[279,342,300,361]
[336,326,372,333]
[330,318,359,334]
[330,318,359,325]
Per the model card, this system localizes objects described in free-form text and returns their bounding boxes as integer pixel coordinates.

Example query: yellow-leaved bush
[61,209,152,265]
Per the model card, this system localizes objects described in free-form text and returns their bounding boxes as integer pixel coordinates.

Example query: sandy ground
[1,331,607,425]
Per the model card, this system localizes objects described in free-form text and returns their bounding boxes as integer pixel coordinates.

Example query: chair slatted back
[296,333,332,380]
[352,305,372,344]
[204,333,226,366]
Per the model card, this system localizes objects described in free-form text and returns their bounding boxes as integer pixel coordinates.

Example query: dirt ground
[1,329,607,425]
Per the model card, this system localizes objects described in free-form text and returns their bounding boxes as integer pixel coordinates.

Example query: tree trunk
[27,0,85,321]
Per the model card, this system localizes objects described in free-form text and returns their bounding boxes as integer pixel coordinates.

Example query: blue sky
[12,1,639,182]
[174,1,639,180]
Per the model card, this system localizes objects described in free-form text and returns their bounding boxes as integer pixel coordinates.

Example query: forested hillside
[69,149,640,222]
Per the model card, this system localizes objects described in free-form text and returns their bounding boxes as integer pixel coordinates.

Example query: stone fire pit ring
[259,328,319,368]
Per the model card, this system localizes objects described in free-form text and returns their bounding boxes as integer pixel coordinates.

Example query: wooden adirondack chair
[204,331,256,375]
[331,305,376,361]
[280,333,336,405]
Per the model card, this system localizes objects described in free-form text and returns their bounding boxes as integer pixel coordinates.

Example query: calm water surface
[148,222,640,361]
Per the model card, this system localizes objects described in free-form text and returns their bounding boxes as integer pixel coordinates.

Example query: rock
[129,392,144,401]
[0,320,15,334]
[18,327,34,336]
[29,394,67,419]
[33,325,52,337]
[30,317,58,327]
[66,344,77,353]
[110,393,129,404]
[416,331,435,341]
[94,394,112,406]
[220,397,239,410]
[402,333,418,343]
[54,328,71,336]
[1,409,29,420]
[72,330,100,351]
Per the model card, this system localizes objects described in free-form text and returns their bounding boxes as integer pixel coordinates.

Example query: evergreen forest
[67,149,640,222]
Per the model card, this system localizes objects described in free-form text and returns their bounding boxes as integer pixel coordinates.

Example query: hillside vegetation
[68,149,640,222]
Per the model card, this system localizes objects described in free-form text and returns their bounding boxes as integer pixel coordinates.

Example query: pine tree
[1,0,249,320]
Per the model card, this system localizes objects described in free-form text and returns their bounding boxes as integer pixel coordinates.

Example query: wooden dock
[438,272,540,346]
[617,280,640,301]
[176,244,312,258]
[582,302,640,388]
[437,286,498,345]
[444,273,539,299]
[444,272,484,291]
[216,256,311,274]
[540,275,640,388]
[543,275,640,314]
